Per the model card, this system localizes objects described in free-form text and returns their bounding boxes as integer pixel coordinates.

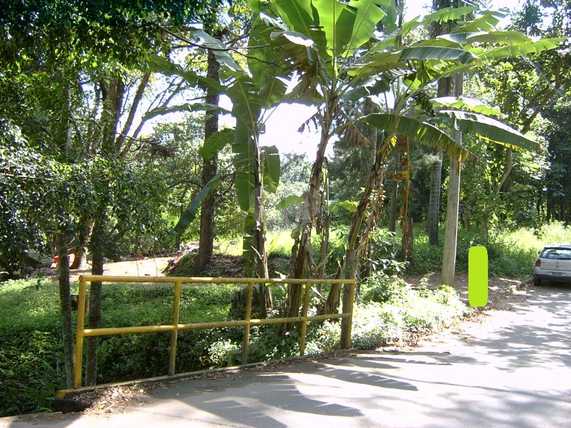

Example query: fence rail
[69,275,357,392]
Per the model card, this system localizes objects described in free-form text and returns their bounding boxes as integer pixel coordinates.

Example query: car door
[540,248,571,275]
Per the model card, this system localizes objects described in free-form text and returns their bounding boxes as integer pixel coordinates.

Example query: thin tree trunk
[441,152,462,285]
[231,142,271,318]
[426,151,443,245]
[195,50,220,271]
[399,137,413,260]
[85,77,123,385]
[324,139,391,313]
[426,77,451,245]
[388,180,399,232]
[56,232,74,387]
[252,137,271,313]
[70,217,92,269]
[287,96,335,318]
[441,72,464,285]
[86,216,104,385]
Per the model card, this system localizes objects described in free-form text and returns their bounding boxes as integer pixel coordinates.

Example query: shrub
[207,339,241,367]
[360,272,408,304]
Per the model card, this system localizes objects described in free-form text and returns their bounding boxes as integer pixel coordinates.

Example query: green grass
[216,229,294,258]
[0,278,240,416]
[3,222,569,416]
[406,222,571,279]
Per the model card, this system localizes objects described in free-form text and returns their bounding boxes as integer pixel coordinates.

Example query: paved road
[3,284,571,427]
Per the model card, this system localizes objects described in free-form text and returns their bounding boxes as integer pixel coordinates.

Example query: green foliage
[361,273,408,304]
[352,277,466,349]
[207,339,241,367]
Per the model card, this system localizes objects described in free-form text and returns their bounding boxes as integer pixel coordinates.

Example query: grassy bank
[0,272,467,417]
[3,222,568,416]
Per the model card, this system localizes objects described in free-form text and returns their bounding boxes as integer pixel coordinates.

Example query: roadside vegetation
[2,221,569,415]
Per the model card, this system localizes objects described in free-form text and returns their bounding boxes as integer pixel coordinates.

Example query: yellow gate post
[73,276,88,388]
[298,283,311,356]
[340,282,356,349]
[241,284,254,363]
[168,280,183,376]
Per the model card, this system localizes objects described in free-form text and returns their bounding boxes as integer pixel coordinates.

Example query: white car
[533,244,571,286]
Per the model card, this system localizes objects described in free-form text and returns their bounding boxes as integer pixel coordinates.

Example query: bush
[360,272,408,304]
[353,275,467,349]
[207,339,241,367]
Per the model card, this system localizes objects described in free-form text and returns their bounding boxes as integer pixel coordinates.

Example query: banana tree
[324,3,557,306]
[259,0,399,318]
[153,12,292,315]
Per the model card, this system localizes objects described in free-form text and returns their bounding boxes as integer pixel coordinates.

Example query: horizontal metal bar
[83,325,175,337]
[252,316,303,325]
[82,312,353,338]
[56,353,329,399]
[79,275,355,286]
[308,313,345,321]
[178,320,248,330]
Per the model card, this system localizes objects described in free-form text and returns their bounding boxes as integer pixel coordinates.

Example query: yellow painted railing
[71,275,357,391]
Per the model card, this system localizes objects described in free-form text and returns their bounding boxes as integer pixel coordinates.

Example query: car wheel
[533,277,542,286]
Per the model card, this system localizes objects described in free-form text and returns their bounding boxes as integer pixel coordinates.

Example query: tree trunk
[426,151,443,245]
[324,139,391,313]
[426,77,451,245]
[399,137,413,260]
[84,77,123,385]
[441,152,461,285]
[56,231,74,387]
[388,180,399,232]
[70,217,92,269]
[85,216,104,385]
[230,132,271,319]
[252,138,271,313]
[195,50,220,271]
[441,72,464,285]
[287,96,335,318]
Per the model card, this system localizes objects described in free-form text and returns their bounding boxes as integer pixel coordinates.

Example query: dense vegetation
[1,0,570,418]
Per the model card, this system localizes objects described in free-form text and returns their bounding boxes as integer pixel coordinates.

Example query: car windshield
[541,248,571,260]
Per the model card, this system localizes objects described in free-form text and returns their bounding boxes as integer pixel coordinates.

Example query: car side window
[541,248,571,260]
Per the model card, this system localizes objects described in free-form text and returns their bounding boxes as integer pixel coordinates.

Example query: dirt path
[4,282,570,427]
[65,257,172,282]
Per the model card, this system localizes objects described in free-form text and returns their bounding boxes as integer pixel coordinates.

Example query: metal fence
[69,275,357,391]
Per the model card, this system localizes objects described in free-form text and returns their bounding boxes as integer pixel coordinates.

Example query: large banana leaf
[148,55,221,92]
[437,110,540,152]
[361,113,466,155]
[142,103,229,122]
[344,0,387,54]
[174,175,221,237]
[271,0,387,68]
[261,145,280,193]
[199,128,235,161]
[478,37,563,60]
[421,5,474,25]
[272,0,314,37]
[400,46,477,63]
[228,77,263,212]
[454,11,503,32]
[188,29,242,73]
[431,97,503,118]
